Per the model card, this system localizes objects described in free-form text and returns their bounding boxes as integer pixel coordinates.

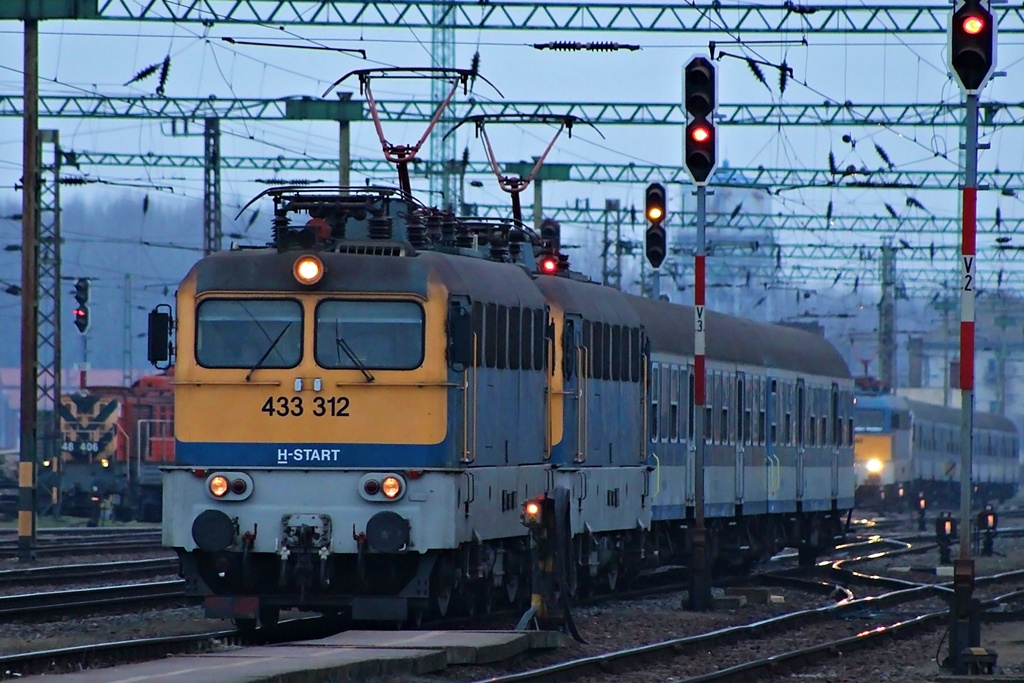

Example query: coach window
[669,366,680,441]
[770,380,779,444]
[660,364,670,442]
[783,384,793,445]
[757,378,767,446]
[705,373,715,445]
[736,376,746,445]
[650,364,660,442]
[197,299,302,369]
[807,392,816,447]
[719,373,730,444]
[315,300,424,369]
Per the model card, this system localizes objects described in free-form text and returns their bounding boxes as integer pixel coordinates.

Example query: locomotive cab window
[315,300,424,369]
[196,299,302,369]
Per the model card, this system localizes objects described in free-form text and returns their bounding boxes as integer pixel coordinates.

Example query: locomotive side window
[509,308,521,370]
[534,309,546,371]
[496,305,508,370]
[473,302,484,367]
[611,325,622,381]
[485,303,498,368]
[315,300,424,370]
[630,328,642,382]
[196,299,302,369]
[593,323,605,380]
[520,309,532,371]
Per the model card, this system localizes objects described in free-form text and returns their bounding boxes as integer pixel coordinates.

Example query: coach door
[735,372,746,505]
[560,314,584,464]
[830,383,840,500]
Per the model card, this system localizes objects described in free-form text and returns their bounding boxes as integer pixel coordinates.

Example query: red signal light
[962,15,984,34]
[541,257,558,273]
[690,125,711,143]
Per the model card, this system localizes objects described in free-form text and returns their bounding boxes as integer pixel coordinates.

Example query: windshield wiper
[246,322,293,382]
[337,336,375,383]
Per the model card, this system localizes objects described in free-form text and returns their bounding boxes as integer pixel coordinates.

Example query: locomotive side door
[447,297,476,463]
[560,314,584,464]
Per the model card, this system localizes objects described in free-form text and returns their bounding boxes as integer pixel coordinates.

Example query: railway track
[0,580,192,620]
[0,529,163,559]
[471,573,1024,683]
[0,556,178,586]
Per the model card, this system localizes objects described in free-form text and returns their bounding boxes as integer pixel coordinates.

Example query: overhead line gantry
[2,95,1022,128]
[38,1,1024,34]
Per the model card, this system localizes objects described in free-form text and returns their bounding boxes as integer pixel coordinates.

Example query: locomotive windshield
[854,408,887,432]
[196,299,302,369]
[315,300,424,370]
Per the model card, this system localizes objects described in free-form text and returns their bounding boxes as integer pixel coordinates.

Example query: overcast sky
[1,3,1023,372]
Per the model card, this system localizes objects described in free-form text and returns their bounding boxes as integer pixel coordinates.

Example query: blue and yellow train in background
[853,391,1018,511]
[151,185,855,628]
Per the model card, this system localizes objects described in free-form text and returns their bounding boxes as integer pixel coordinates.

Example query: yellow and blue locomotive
[152,185,854,627]
[853,391,1018,511]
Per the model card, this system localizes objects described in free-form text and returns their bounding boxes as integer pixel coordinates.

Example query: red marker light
[541,258,558,273]
[690,125,711,143]
[962,15,984,34]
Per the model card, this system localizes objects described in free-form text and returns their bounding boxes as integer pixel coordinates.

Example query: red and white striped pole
[958,93,979,560]
[690,183,711,610]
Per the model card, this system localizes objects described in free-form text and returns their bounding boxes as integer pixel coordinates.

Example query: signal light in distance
[948,0,996,93]
[539,255,558,274]
[645,182,667,226]
[685,120,716,185]
[684,56,718,185]
[73,306,89,334]
[645,182,668,269]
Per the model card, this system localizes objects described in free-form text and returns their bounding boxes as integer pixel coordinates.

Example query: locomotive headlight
[865,459,883,474]
[293,254,324,286]
[209,475,229,498]
[381,476,402,499]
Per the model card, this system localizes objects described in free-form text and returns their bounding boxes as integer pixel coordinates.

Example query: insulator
[406,211,427,248]
[586,42,618,51]
[488,228,509,262]
[455,219,475,249]
[368,212,393,240]
[507,228,524,260]
[441,213,457,246]
[272,212,291,247]
[549,41,583,51]
[425,213,443,243]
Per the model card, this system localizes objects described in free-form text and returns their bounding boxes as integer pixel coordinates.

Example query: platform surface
[15,629,562,682]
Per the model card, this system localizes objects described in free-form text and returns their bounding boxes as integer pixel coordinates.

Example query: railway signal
[73,278,90,334]
[644,183,667,268]
[684,57,718,185]
[948,0,997,94]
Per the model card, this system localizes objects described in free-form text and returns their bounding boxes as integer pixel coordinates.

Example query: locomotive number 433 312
[261,396,350,417]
